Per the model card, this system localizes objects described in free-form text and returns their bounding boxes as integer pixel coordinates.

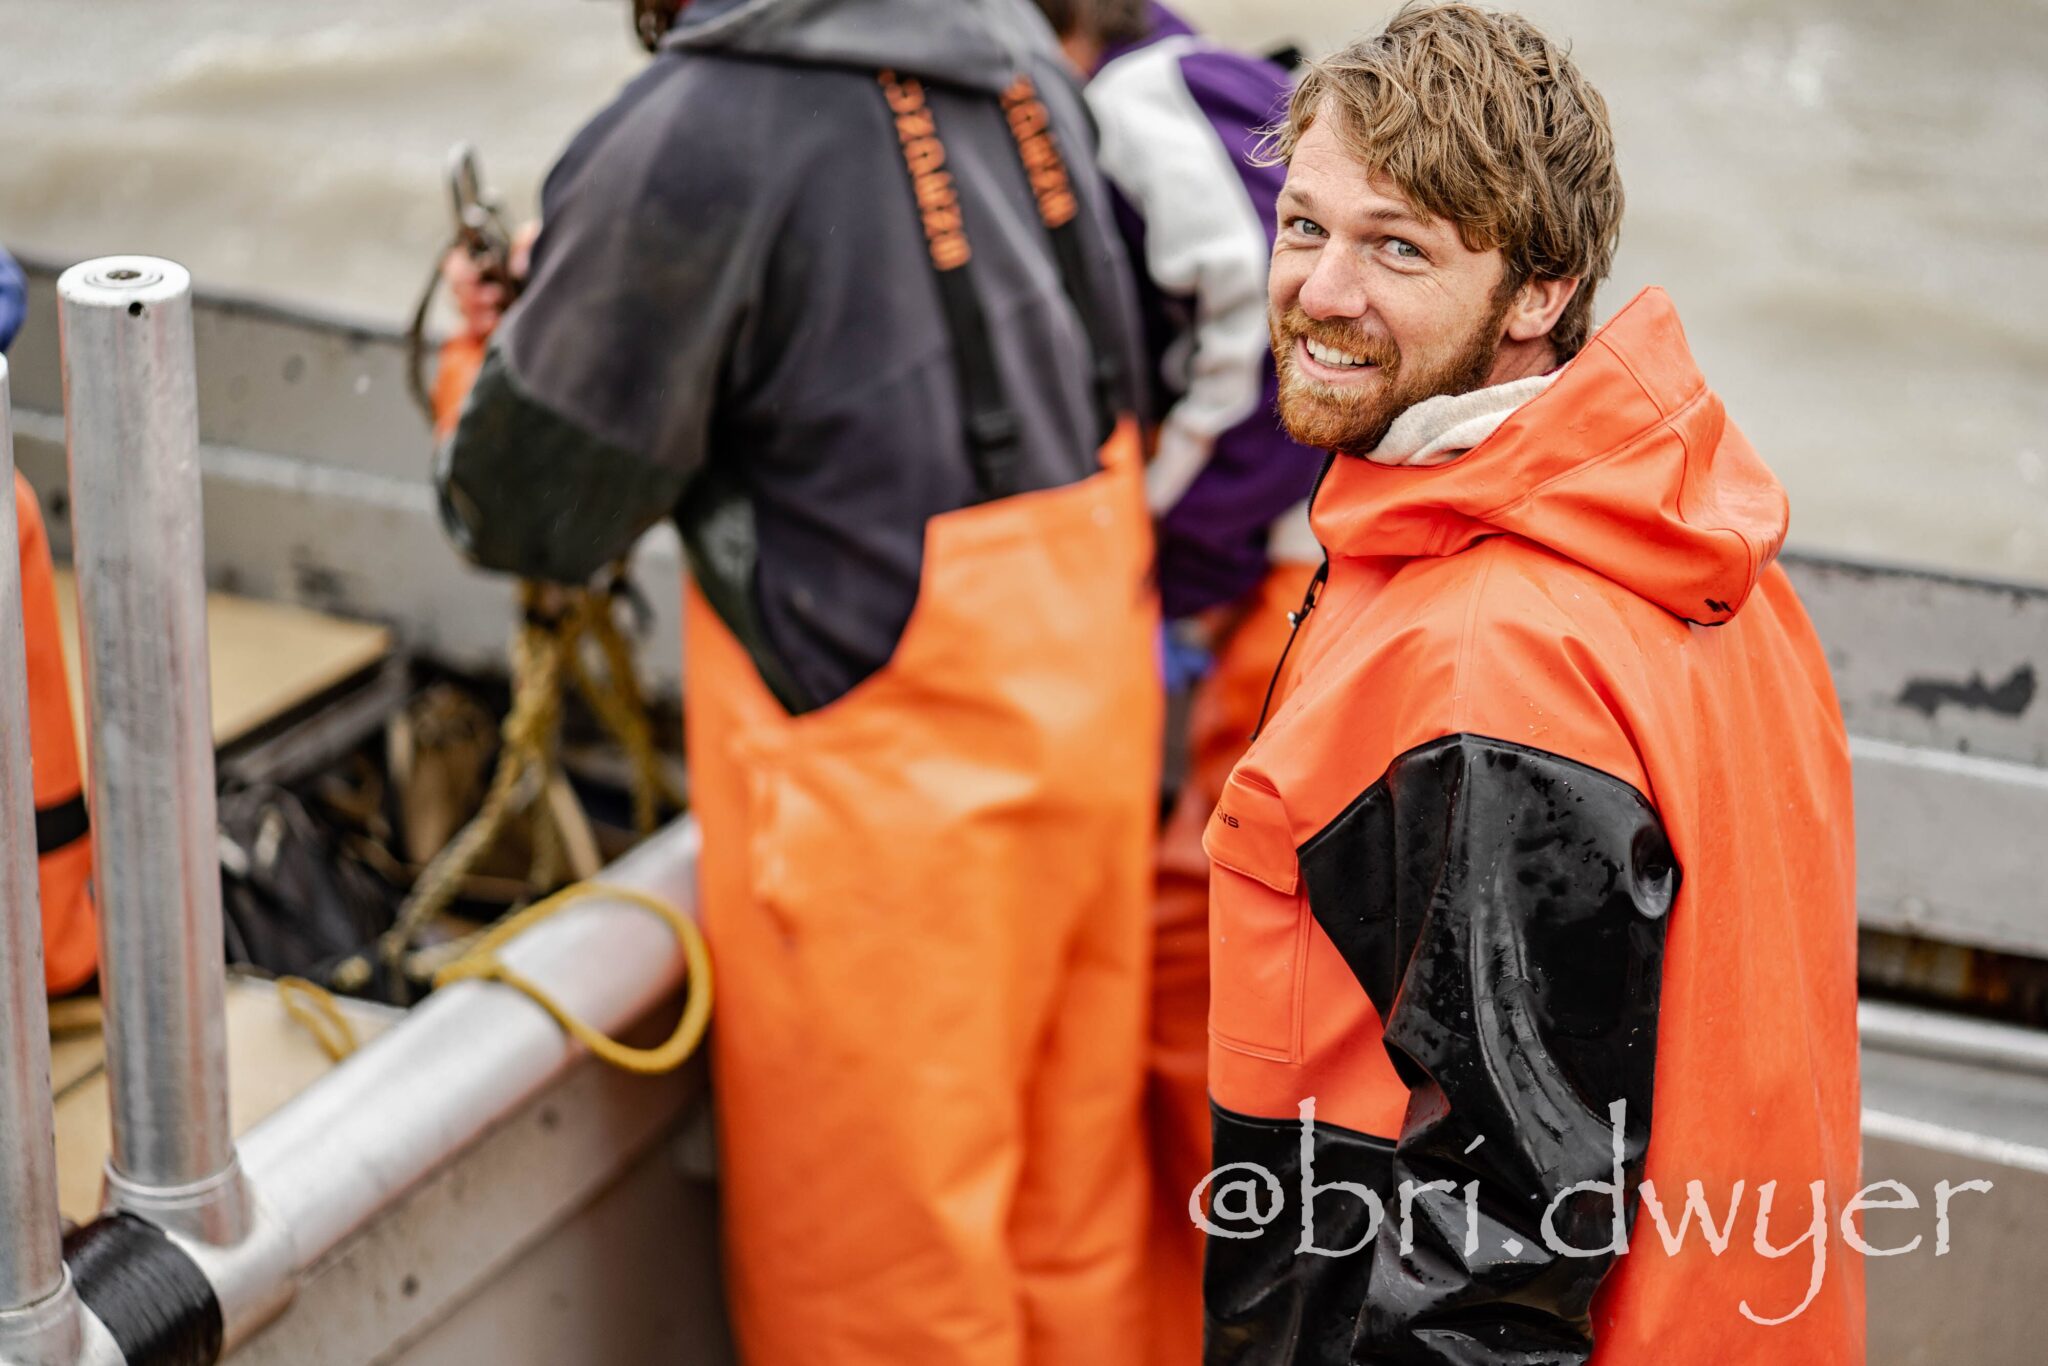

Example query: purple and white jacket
[1091,4,1324,620]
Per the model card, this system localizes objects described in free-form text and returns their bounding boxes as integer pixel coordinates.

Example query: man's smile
[1294,335,1385,383]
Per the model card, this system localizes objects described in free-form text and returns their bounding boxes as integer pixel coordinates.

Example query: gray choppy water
[2,0,2044,580]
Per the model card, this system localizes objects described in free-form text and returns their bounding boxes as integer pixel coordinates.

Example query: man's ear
[1504,275,1580,344]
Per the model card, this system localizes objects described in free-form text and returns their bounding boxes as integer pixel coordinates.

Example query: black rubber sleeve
[1298,733,1678,1366]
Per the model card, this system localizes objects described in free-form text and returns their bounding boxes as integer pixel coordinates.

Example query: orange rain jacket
[1202,290,1863,1363]
[15,473,96,993]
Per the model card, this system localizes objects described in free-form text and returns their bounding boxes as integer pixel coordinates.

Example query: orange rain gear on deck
[14,474,95,994]
[687,423,1162,1366]
[1202,291,1863,1363]
[1147,558,1318,1366]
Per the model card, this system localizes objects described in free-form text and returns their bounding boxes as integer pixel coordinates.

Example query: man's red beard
[1269,297,1509,457]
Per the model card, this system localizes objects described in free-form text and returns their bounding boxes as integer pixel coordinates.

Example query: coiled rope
[331,572,685,1007]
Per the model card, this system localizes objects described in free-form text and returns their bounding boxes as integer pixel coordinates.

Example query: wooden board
[52,569,392,751]
[51,977,401,1222]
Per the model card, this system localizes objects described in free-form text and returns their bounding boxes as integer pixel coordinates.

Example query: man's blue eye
[1290,217,1327,238]
[1389,239,1422,259]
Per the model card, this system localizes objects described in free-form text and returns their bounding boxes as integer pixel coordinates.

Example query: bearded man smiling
[1199,6,1864,1364]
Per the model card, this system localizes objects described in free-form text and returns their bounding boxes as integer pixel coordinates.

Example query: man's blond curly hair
[1260,3,1624,359]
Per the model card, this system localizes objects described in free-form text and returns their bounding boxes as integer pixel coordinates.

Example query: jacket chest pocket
[1204,769,1309,1063]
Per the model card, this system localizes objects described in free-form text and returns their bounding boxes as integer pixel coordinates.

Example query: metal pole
[56,257,246,1243]
[0,356,67,1355]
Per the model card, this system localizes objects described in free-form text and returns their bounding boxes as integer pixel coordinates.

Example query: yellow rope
[57,979,360,1066]
[371,574,684,992]
[276,975,361,1063]
[433,881,713,1076]
[382,592,565,970]
[566,600,687,836]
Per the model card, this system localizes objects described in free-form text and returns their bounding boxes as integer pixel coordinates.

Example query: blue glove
[0,248,25,355]
[1160,621,1216,695]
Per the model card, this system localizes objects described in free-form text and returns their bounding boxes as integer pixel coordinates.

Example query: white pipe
[56,258,247,1243]
[198,821,701,1351]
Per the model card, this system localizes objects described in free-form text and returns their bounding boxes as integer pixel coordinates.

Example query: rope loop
[434,881,713,1076]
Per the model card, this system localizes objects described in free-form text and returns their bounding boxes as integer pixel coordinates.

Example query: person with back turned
[1200,6,1862,1362]
[435,1,1162,1361]
[1,244,98,997]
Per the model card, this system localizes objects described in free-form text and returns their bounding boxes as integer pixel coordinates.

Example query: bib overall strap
[999,74,1125,442]
[879,69,1023,503]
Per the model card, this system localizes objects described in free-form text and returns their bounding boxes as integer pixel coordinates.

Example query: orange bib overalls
[14,473,95,993]
[685,73,1163,1365]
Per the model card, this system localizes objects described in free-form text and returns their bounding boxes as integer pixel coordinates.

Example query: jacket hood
[1310,288,1788,626]
[662,0,1055,93]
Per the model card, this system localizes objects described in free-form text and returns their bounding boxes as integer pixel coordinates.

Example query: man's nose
[1296,249,1370,323]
